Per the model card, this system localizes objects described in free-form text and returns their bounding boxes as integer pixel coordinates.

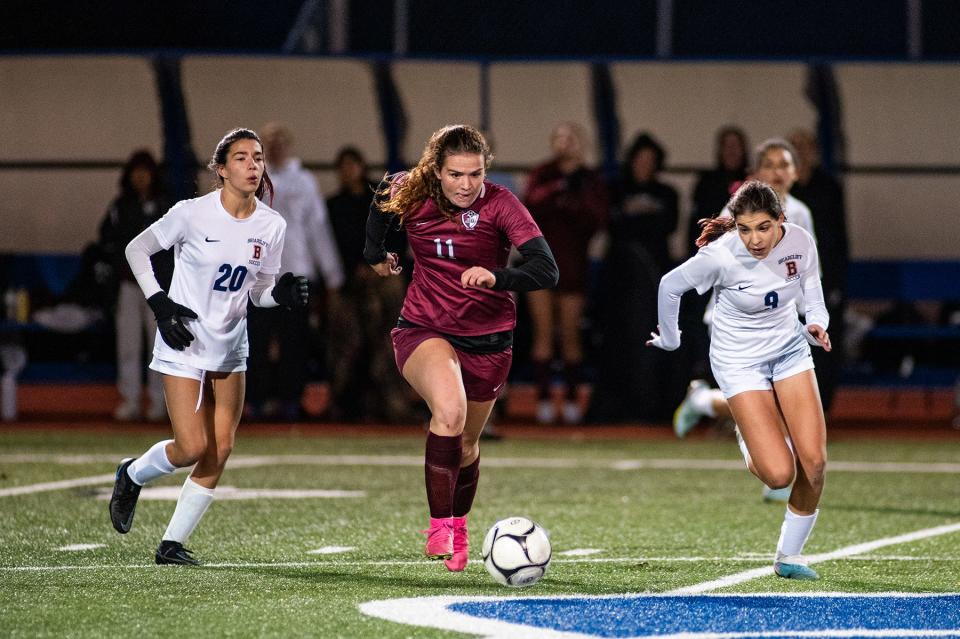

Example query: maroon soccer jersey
[399,180,542,336]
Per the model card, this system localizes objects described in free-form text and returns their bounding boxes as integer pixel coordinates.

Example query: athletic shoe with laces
[444,516,469,572]
[422,517,454,560]
[155,540,200,565]
[774,555,819,580]
[673,379,709,438]
[109,458,141,534]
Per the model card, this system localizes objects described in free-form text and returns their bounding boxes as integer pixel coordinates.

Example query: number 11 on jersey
[434,238,455,259]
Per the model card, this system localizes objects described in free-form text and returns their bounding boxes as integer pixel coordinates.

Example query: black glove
[147,292,198,351]
[271,272,309,309]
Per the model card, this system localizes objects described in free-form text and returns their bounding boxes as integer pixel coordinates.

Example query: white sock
[689,387,722,418]
[776,506,819,560]
[127,439,176,485]
[162,477,215,543]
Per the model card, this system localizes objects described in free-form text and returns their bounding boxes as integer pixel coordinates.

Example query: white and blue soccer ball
[481,516,552,587]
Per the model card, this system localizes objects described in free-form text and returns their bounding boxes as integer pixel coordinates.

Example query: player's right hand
[147,292,198,351]
[370,252,402,277]
[645,325,680,351]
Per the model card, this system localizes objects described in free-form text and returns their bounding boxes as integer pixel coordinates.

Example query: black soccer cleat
[155,540,200,566]
[109,457,141,534]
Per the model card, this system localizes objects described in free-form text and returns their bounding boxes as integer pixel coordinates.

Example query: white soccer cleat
[673,379,709,438]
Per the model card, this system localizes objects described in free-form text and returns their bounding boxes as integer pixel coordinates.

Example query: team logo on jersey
[248,238,268,266]
[461,210,479,230]
[778,254,801,282]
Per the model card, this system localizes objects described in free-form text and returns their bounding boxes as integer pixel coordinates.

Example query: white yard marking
[307,546,356,555]
[2,454,958,499]
[56,544,105,552]
[5,553,959,572]
[0,474,116,497]
[670,520,960,594]
[92,486,364,501]
[558,548,604,556]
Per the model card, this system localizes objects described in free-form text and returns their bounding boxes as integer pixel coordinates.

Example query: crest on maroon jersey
[461,210,479,230]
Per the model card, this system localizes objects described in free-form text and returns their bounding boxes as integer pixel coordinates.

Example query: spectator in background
[326,146,412,422]
[246,122,344,421]
[524,122,607,424]
[788,128,848,412]
[689,126,750,256]
[681,126,750,384]
[98,149,173,422]
[588,131,680,423]
[612,132,678,275]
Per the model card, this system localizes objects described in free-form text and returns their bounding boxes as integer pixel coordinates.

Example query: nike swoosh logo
[737,285,753,290]
[205,237,220,242]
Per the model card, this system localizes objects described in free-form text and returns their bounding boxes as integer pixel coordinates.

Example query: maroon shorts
[391,327,512,402]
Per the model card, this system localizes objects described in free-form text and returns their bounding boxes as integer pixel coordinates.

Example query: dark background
[4,0,959,59]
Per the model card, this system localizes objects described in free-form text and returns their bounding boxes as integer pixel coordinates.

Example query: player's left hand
[272,272,309,309]
[807,324,832,351]
[461,266,496,289]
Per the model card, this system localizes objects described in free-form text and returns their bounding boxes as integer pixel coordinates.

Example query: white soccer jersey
[664,223,828,368]
[148,191,286,369]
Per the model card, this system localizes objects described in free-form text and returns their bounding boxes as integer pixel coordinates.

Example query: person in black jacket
[98,150,173,421]
[788,128,848,412]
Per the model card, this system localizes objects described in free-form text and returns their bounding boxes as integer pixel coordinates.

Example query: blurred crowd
[92,122,850,425]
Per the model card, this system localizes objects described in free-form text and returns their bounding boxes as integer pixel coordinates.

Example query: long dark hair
[119,149,160,199]
[376,124,492,222]
[208,128,274,205]
[696,180,782,247]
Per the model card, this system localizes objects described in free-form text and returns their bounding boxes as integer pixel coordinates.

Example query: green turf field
[1,428,958,637]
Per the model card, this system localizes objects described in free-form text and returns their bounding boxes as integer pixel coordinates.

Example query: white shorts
[149,357,246,381]
[711,344,814,399]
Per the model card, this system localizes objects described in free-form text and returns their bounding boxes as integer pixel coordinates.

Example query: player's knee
[431,402,466,434]
[802,454,827,486]
[760,465,795,490]
[172,438,207,466]
[215,441,234,466]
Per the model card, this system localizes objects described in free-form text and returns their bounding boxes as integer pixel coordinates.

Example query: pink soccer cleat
[444,516,469,572]
[422,517,454,560]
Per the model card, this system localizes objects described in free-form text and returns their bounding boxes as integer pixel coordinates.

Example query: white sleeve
[801,240,829,333]
[125,228,165,299]
[249,218,286,307]
[249,271,279,308]
[306,177,345,289]
[148,200,189,250]
[652,252,721,350]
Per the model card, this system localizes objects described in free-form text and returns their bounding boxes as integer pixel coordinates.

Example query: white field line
[3,453,960,475]
[670,520,960,595]
[4,554,960,573]
[2,454,959,499]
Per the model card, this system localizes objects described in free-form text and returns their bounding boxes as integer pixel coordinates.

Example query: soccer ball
[481,516,552,587]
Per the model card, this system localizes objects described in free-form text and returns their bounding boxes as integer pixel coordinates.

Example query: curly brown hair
[695,180,783,247]
[376,124,492,222]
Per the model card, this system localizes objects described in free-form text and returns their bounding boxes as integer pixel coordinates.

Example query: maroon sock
[533,359,552,400]
[564,361,582,400]
[424,432,462,518]
[452,457,480,517]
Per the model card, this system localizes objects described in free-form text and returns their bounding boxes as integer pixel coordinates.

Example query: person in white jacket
[108,128,309,565]
[648,180,830,581]
[245,122,344,420]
